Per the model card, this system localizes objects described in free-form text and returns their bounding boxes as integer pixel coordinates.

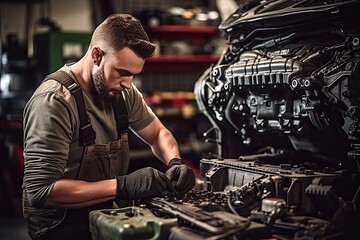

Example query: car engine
[89,0,360,239]
[193,0,360,238]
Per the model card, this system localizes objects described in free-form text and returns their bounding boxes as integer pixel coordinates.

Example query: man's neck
[68,58,94,93]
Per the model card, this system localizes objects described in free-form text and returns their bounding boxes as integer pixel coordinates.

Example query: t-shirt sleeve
[23,87,76,207]
[124,84,155,131]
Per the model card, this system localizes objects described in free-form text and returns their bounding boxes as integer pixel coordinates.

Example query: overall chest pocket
[77,140,123,181]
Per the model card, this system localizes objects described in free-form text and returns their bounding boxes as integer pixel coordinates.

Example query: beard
[93,67,105,96]
[92,67,116,101]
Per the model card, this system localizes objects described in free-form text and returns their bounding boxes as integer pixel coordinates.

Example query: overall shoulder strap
[45,71,96,146]
[112,93,129,136]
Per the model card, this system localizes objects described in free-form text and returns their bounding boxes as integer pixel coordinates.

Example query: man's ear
[91,47,102,66]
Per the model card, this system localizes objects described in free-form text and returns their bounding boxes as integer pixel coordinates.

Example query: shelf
[145,25,219,41]
[142,25,221,71]
[145,25,219,34]
[144,55,220,71]
[148,55,219,62]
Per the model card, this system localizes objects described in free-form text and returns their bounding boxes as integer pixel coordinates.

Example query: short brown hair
[91,13,155,59]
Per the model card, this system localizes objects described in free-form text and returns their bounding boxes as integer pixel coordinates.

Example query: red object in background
[171,97,186,107]
[13,144,24,174]
[143,55,219,71]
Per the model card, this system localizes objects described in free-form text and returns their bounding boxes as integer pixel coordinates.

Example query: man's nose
[120,76,133,89]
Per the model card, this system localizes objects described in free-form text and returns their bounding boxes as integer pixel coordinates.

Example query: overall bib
[23,71,129,240]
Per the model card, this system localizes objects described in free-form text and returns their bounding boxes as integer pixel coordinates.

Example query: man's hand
[116,167,171,200]
[165,158,195,196]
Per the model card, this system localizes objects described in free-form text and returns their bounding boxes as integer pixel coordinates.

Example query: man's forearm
[44,178,117,208]
[151,128,181,164]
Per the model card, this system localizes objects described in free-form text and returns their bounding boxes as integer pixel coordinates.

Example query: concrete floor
[0,216,30,240]
[0,195,31,240]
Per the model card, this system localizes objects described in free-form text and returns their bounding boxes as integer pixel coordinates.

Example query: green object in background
[34,32,91,74]
[89,206,178,240]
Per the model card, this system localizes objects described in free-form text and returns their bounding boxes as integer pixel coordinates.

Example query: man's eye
[117,71,131,77]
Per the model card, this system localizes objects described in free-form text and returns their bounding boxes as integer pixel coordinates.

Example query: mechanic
[22,13,195,240]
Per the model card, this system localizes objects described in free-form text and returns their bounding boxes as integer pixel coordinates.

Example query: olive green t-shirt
[23,65,155,207]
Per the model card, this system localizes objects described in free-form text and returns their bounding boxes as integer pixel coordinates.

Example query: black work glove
[165,158,195,196]
[116,167,171,200]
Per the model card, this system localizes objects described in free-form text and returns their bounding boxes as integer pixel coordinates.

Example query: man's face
[92,47,145,100]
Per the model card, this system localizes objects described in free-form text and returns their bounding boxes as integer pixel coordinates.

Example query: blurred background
[0,0,240,238]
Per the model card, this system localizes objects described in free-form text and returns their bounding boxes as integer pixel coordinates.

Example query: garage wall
[0,0,92,56]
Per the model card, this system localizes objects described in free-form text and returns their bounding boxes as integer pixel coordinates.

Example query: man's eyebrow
[116,68,134,76]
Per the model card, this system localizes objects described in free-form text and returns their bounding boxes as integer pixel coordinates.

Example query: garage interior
[1,0,360,239]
